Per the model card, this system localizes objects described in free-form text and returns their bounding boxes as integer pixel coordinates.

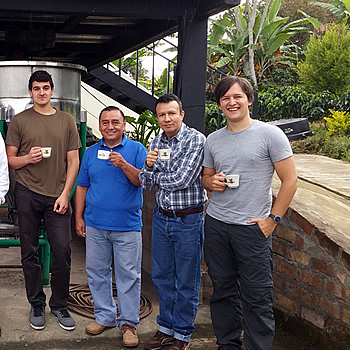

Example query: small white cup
[158,149,171,161]
[97,150,110,160]
[225,174,240,188]
[41,147,52,159]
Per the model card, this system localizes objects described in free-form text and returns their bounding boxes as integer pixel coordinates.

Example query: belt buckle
[159,207,173,217]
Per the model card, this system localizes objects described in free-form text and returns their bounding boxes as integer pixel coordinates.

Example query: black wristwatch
[269,214,281,224]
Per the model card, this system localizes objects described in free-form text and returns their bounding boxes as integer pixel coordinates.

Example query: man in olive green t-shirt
[6,70,81,332]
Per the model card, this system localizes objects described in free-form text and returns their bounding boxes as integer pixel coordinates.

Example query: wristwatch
[269,214,281,224]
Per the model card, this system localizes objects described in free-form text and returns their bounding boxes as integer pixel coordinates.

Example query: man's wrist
[269,213,281,224]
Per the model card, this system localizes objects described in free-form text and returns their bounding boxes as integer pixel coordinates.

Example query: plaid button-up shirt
[139,123,207,210]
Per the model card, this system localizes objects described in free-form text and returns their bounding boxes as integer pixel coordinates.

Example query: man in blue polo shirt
[75,106,147,348]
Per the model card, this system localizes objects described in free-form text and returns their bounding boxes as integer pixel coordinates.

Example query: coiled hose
[68,283,153,319]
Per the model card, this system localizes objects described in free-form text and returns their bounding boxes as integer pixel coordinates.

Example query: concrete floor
[0,233,317,350]
[0,234,322,349]
[2,153,350,349]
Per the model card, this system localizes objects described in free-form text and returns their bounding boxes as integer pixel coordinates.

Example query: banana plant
[125,110,160,147]
[208,0,320,84]
[208,11,248,76]
[310,0,350,21]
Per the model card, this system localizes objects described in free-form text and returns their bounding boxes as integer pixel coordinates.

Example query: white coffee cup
[225,174,240,188]
[158,149,171,161]
[41,147,52,159]
[97,150,110,160]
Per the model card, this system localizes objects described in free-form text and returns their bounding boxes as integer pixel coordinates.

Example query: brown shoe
[169,339,190,350]
[85,321,109,335]
[121,324,139,348]
[144,331,174,349]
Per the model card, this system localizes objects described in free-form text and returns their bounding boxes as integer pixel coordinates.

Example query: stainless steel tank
[0,61,87,122]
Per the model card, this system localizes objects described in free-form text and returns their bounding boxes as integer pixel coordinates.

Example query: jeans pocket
[179,212,203,226]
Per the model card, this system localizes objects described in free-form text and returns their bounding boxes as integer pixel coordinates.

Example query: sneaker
[121,324,139,348]
[144,331,174,349]
[169,339,190,350]
[30,303,45,330]
[51,308,75,331]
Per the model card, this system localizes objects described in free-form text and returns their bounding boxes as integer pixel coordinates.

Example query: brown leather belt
[159,206,204,218]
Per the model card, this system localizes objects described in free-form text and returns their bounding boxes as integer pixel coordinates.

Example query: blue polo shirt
[77,134,147,231]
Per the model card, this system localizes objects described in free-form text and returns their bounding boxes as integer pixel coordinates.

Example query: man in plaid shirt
[139,94,206,350]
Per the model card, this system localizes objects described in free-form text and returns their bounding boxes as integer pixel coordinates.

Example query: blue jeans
[152,207,204,343]
[85,226,142,328]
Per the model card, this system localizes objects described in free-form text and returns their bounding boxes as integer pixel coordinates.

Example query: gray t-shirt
[203,120,293,225]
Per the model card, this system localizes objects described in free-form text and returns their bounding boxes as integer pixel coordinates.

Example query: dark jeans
[15,182,72,309]
[204,215,275,350]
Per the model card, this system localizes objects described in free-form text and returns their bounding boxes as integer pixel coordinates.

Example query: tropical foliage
[125,110,160,147]
[310,0,350,22]
[208,0,317,86]
[291,121,350,162]
[324,110,350,136]
[296,22,350,95]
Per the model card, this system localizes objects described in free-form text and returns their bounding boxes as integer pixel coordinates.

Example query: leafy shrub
[324,110,350,136]
[296,22,350,96]
[301,91,337,122]
[205,103,226,131]
[258,67,299,91]
[257,90,284,121]
[335,90,350,112]
[257,86,309,121]
[291,121,350,162]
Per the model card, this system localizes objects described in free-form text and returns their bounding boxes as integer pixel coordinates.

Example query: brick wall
[273,207,350,349]
[141,189,350,349]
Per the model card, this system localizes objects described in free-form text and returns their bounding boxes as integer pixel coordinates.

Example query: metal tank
[0,61,87,123]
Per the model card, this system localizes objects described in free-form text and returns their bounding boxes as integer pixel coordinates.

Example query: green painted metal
[0,229,51,286]
[79,121,87,161]
[0,120,5,139]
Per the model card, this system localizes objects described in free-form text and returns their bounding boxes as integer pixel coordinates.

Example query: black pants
[204,215,275,350]
[15,182,72,309]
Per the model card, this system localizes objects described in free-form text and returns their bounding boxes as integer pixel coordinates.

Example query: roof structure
[0,0,240,70]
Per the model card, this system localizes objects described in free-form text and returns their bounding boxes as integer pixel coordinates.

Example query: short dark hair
[155,93,183,114]
[28,70,54,90]
[214,76,254,105]
[99,106,125,121]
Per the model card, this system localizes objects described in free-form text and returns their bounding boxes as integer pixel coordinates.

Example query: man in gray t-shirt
[202,76,297,350]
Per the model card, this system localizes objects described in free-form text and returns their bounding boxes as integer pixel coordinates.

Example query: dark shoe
[169,339,190,350]
[51,308,75,331]
[86,321,111,335]
[121,324,139,348]
[144,330,174,349]
[30,303,45,330]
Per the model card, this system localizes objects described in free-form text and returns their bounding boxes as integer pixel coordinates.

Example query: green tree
[278,0,337,48]
[296,22,350,95]
[310,0,350,22]
[208,0,316,86]
[279,0,337,23]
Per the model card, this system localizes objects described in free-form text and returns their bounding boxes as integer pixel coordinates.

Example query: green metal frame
[0,227,51,286]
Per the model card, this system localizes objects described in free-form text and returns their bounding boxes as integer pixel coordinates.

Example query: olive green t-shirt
[6,107,81,197]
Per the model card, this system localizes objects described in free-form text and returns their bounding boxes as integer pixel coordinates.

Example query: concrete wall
[141,187,350,349]
[81,82,140,138]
